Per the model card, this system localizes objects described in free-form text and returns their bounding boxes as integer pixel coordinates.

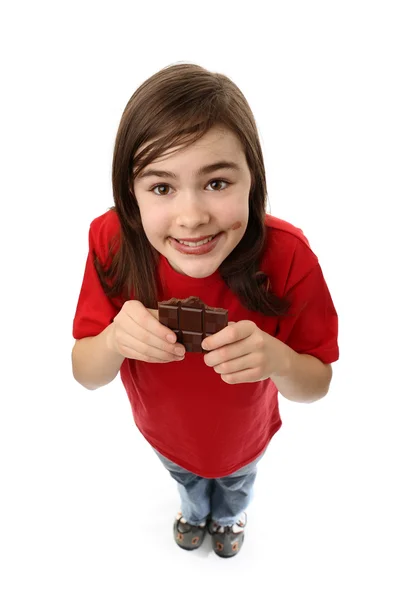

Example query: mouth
[168,232,223,255]
[172,234,218,246]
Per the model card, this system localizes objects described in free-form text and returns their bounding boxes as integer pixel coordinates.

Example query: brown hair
[95,62,292,316]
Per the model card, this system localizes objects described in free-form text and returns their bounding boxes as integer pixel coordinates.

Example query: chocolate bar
[158,296,228,353]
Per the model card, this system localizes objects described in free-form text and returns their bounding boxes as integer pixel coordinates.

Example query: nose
[175,193,211,229]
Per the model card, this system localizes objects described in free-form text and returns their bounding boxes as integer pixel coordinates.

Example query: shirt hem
[136,419,283,478]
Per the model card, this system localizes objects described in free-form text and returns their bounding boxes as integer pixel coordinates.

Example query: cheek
[227,198,249,232]
[139,205,169,237]
[231,221,242,231]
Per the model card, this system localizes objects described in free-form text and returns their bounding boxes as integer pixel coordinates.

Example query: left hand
[202,320,292,384]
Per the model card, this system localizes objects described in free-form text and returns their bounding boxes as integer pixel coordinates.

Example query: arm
[270,346,333,403]
[72,323,125,391]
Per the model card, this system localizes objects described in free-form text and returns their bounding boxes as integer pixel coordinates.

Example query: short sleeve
[276,262,339,364]
[72,224,120,339]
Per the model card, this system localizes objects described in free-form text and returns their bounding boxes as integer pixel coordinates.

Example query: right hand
[106,300,186,363]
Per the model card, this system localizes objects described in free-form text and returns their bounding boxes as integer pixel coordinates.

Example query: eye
[150,179,230,196]
[151,184,171,196]
[207,179,229,191]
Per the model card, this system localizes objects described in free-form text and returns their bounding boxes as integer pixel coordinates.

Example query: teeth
[177,235,215,247]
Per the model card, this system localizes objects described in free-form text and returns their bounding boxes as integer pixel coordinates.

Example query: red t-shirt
[72,210,339,477]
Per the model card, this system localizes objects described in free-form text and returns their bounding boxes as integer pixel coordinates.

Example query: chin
[188,268,216,279]
[170,257,221,279]
[177,264,217,278]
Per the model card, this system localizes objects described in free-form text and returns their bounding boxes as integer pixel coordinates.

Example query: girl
[72,63,339,559]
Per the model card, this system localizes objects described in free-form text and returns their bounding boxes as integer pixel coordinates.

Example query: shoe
[208,512,247,558]
[173,511,209,551]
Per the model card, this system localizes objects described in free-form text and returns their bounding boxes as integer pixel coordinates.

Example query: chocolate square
[180,306,202,331]
[158,296,228,353]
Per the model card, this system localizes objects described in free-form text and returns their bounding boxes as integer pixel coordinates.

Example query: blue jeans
[153,449,266,527]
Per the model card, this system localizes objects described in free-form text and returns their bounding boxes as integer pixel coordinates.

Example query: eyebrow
[137,161,241,180]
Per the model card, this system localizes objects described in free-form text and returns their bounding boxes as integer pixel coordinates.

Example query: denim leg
[153,449,213,526]
[171,471,213,525]
[211,451,266,526]
[211,470,257,526]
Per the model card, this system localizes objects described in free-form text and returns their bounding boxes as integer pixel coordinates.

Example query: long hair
[95,62,292,316]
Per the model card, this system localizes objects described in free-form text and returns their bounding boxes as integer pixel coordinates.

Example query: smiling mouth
[170,234,219,247]
[167,232,223,255]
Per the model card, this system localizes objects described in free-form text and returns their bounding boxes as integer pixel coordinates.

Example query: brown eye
[152,184,171,196]
[208,180,229,191]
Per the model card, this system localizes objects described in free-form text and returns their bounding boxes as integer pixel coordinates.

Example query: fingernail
[166,334,176,343]
[174,347,185,356]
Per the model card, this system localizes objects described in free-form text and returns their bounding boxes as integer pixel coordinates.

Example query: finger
[119,344,174,363]
[221,368,263,385]
[201,321,252,352]
[127,303,179,345]
[147,308,179,344]
[204,335,255,368]
[119,328,185,361]
[212,353,259,375]
[125,303,184,354]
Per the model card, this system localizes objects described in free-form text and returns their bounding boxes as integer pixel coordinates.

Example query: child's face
[133,126,252,279]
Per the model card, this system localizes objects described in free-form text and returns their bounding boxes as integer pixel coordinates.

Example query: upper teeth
[177,235,215,247]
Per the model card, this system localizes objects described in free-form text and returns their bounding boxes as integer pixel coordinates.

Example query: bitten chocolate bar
[158,296,228,353]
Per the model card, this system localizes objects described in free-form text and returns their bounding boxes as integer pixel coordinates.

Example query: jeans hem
[182,516,208,526]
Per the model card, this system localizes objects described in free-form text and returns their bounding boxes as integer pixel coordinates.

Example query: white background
[1,1,399,598]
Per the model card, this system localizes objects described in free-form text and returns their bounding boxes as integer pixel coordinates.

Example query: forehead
[137,126,245,166]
